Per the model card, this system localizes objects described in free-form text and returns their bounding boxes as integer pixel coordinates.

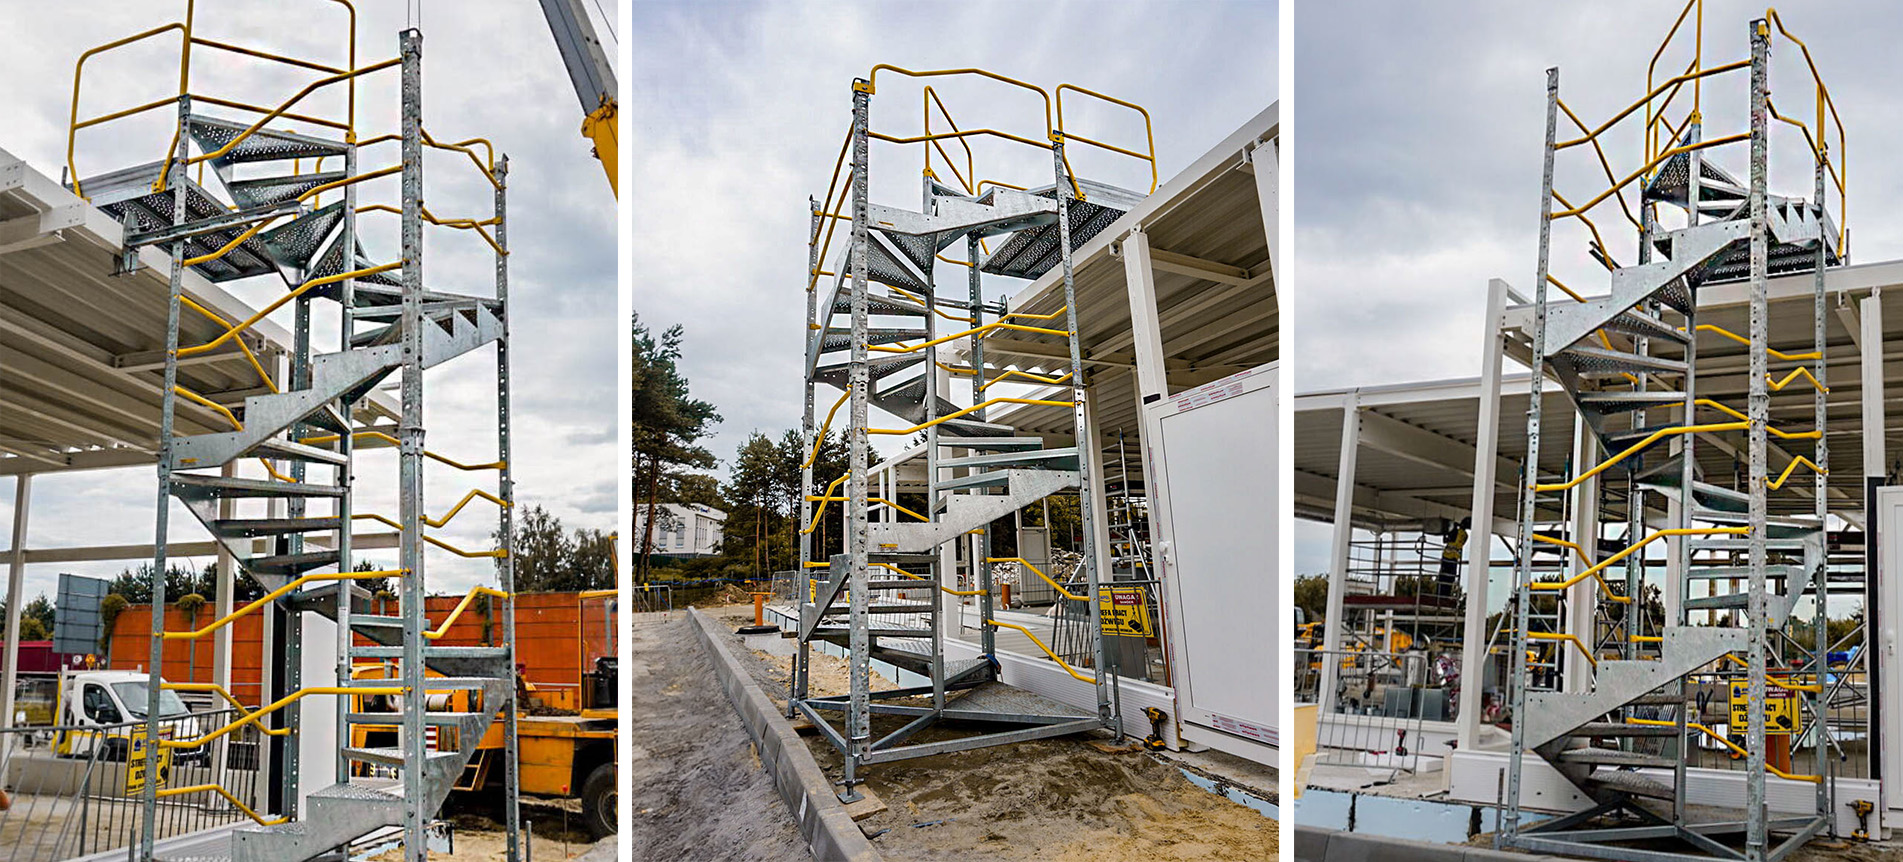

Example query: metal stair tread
[342,746,464,767]
[938,447,1078,470]
[937,435,1046,451]
[1555,748,1677,769]
[351,645,511,659]
[1555,344,1689,375]
[210,516,343,537]
[170,474,344,498]
[188,115,350,163]
[250,436,349,466]
[1567,722,1680,738]
[345,711,484,726]
[1584,770,1677,801]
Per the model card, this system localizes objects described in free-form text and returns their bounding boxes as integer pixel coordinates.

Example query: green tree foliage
[104,562,266,606]
[1293,574,1329,625]
[22,595,55,633]
[505,505,614,592]
[632,312,720,581]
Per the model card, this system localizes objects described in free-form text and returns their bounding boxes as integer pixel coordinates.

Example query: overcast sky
[1291,1,1901,575]
[629,0,1277,485]
[0,1,618,606]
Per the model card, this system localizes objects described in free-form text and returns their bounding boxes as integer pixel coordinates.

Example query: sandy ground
[369,821,609,862]
[626,611,807,861]
[705,604,1279,862]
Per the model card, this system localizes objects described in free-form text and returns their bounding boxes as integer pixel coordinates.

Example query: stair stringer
[171,344,403,469]
[1542,219,1749,355]
[869,470,1081,554]
[1523,625,1743,751]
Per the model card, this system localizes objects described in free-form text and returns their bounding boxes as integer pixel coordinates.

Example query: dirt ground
[627,611,808,861]
[706,604,1279,862]
[369,815,611,861]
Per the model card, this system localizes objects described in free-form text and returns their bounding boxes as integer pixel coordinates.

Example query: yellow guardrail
[1625,716,1820,782]
[298,430,506,471]
[182,166,400,267]
[163,569,403,640]
[157,784,288,825]
[1530,527,1747,592]
[160,682,288,736]
[801,387,851,470]
[1533,422,1748,492]
[871,562,985,596]
[1766,367,1827,393]
[1527,631,1597,668]
[175,262,400,358]
[1769,455,1826,490]
[1693,398,1819,440]
[425,586,512,639]
[980,368,1073,392]
[985,556,1085,602]
[1687,324,1821,362]
[867,396,1074,436]
[985,619,1094,683]
[351,513,507,558]
[1527,534,1632,605]
[162,685,397,749]
[1056,83,1158,195]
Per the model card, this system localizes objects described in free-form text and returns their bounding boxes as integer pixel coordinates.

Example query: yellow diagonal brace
[1767,366,1828,392]
[1533,422,1748,492]
[160,682,288,736]
[985,556,1086,601]
[1528,534,1632,604]
[163,686,400,749]
[426,586,512,639]
[985,619,1094,683]
[164,570,403,640]
[1626,716,1821,783]
[1768,456,1826,490]
[157,784,288,825]
[1529,528,1746,591]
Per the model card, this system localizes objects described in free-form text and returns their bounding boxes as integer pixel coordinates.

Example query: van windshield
[110,682,191,719]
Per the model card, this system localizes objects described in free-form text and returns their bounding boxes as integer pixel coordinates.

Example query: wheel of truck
[581,761,616,840]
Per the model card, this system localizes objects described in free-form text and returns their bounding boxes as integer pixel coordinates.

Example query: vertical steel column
[1459,279,1510,750]
[285,200,314,810]
[968,234,994,660]
[1811,133,1832,831]
[0,473,30,771]
[1627,204,1656,666]
[1050,134,1109,721]
[840,78,873,803]
[142,94,193,862]
[1744,21,1771,862]
[1673,121,1705,823]
[494,154,523,862]
[397,28,429,862]
[1319,398,1357,717]
[793,199,821,716]
[335,138,359,794]
[920,173,946,715]
[1502,67,1558,844]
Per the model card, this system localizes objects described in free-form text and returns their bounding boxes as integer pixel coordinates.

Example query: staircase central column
[397,27,429,862]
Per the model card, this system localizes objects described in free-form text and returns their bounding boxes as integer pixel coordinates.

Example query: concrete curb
[1294,827,1567,862]
[686,607,883,862]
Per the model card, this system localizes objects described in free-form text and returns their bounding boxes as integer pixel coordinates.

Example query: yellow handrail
[1527,534,1632,604]
[164,570,403,640]
[873,563,985,596]
[351,513,508,558]
[1530,527,1746,590]
[985,619,1094,683]
[802,388,851,470]
[1533,422,1748,492]
[175,262,401,358]
[1644,0,1703,162]
[1626,716,1820,783]
[1693,399,1820,440]
[425,586,512,639]
[424,488,511,528]
[182,166,401,267]
[1055,83,1159,194]
[985,557,1085,601]
[1552,133,1749,219]
[1527,631,1597,668]
[923,85,976,196]
[1556,60,1749,150]
[157,784,288,825]
[1769,455,1826,490]
[297,430,505,471]
[872,321,1069,355]
[180,297,277,393]
[163,686,398,749]
[980,369,1073,392]
[68,21,191,200]
[179,57,401,172]
[169,385,300,483]
[1687,324,1821,361]
[868,396,1075,436]
[1766,367,1827,392]
[801,474,849,535]
[160,682,288,736]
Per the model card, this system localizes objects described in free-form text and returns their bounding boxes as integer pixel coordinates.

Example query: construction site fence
[1297,648,1434,781]
[0,708,270,862]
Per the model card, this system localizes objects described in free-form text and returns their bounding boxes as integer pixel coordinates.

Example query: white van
[54,671,203,762]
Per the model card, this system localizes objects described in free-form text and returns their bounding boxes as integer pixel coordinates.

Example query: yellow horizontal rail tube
[579,588,618,600]
[184,57,401,169]
[869,128,1052,153]
[1767,366,1828,393]
[164,570,402,640]
[1693,398,1820,440]
[185,96,346,134]
[1554,133,1750,220]
[426,587,512,639]
[868,396,1075,436]
[1533,422,1748,492]
[1768,456,1826,491]
[801,474,849,535]
[1632,635,1664,644]
[872,321,1071,355]
[802,388,852,470]
[1530,527,1746,590]
[1626,716,1821,783]
[72,96,181,132]
[421,129,501,189]
[189,37,343,74]
[985,619,1094,683]
[160,682,288,736]
[980,368,1073,393]
[866,65,1054,131]
[165,686,401,749]
[182,166,401,268]
[1056,83,1158,193]
[425,488,510,528]
[1555,60,1749,150]
[156,784,288,825]
[177,262,401,358]
[68,22,189,199]
[1688,324,1821,361]
[1527,632,1597,668]
[985,556,1085,601]
[869,497,928,521]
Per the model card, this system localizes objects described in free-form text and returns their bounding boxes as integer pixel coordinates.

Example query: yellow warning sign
[1100,587,1152,637]
[125,731,174,793]
[1728,680,1800,737]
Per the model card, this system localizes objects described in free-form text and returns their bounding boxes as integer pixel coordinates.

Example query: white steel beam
[1249,138,1279,296]
[1460,279,1512,749]
[1320,396,1360,713]
[1,475,31,747]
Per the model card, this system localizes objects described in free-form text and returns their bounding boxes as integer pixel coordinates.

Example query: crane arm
[539,0,618,196]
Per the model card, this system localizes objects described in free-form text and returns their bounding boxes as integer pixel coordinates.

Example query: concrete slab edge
[1294,827,1568,862]
[687,607,883,862]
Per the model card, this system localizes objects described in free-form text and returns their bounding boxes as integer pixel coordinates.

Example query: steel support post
[1248,138,1279,293]
[1863,290,1883,783]
[1744,22,1771,861]
[1673,126,1703,825]
[142,95,193,862]
[1811,135,1832,832]
[921,174,946,716]
[1460,279,1510,749]
[398,28,429,862]
[495,154,523,862]
[1502,67,1559,845]
[840,79,873,803]
[0,473,30,786]
[968,233,994,661]
[335,140,360,786]
[285,217,314,811]
[1320,396,1358,716]
[794,199,821,716]
[1565,423,1599,696]
[1050,135,1110,723]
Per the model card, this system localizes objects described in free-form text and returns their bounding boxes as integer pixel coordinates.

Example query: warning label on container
[1729,681,1800,737]
[1100,587,1152,637]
